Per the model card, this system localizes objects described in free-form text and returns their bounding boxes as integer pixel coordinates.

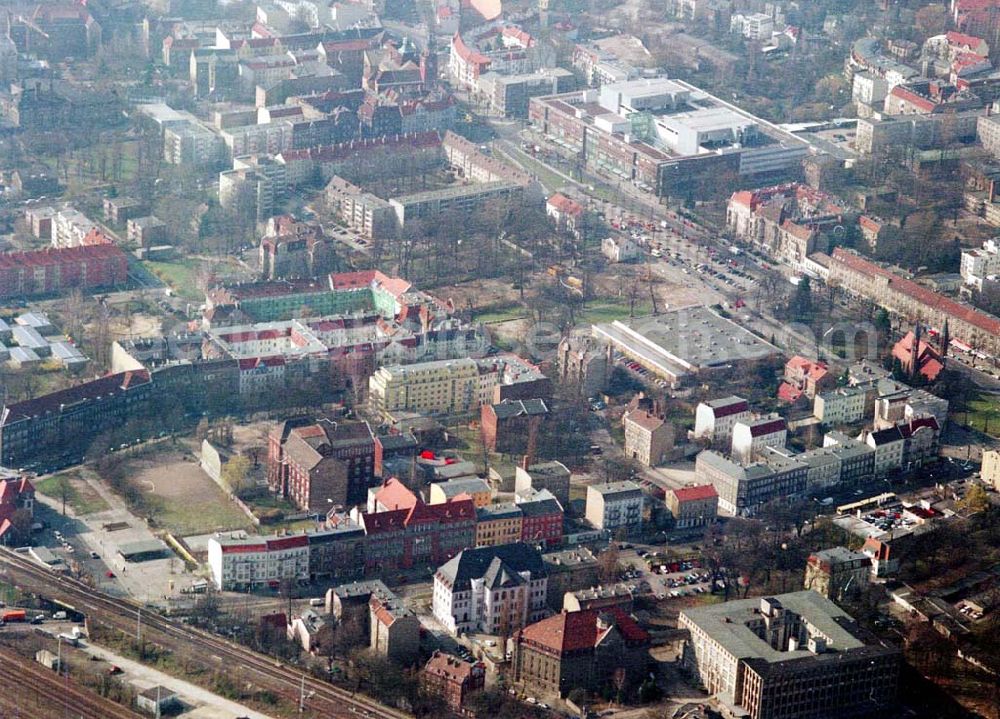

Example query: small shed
[136,686,179,716]
[35,649,60,671]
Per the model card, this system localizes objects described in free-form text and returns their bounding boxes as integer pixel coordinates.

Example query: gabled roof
[424,651,479,684]
[489,398,549,420]
[451,33,491,67]
[868,426,905,446]
[831,248,1000,337]
[371,477,419,511]
[515,607,649,655]
[777,382,803,404]
[1,370,151,425]
[624,409,665,432]
[547,192,584,216]
[436,543,544,591]
[0,243,127,271]
[482,555,526,589]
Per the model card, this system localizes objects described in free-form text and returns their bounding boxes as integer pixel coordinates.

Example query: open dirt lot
[127,447,251,537]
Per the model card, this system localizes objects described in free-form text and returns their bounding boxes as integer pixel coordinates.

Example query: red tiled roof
[0,476,34,531]
[859,215,882,234]
[672,484,717,502]
[220,540,268,554]
[777,382,803,403]
[424,651,477,682]
[807,364,829,382]
[888,85,937,112]
[372,477,419,511]
[501,26,534,48]
[451,33,491,67]
[361,507,410,534]
[267,535,308,550]
[730,190,755,208]
[780,219,814,241]
[83,228,113,246]
[786,356,812,371]
[831,248,1000,337]
[516,607,648,655]
[547,192,584,216]
[891,331,944,381]
[370,596,399,626]
[0,243,126,270]
[406,496,475,525]
[946,31,986,50]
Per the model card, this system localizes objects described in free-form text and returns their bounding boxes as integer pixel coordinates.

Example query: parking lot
[31,487,189,604]
[619,549,715,602]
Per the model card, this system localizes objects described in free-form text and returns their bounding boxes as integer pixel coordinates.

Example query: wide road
[0,547,411,719]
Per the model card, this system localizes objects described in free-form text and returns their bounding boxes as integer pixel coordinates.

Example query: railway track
[0,548,410,719]
[0,646,142,719]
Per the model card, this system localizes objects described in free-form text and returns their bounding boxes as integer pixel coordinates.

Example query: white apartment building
[977,114,1000,160]
[220,121,293,158]
[960,238,1000,290]
[731,416,787,465]
[585,481,644,534]
[731,12,775,41]
[852,72,889,110]
[813,386,869,426]
[207,534,309,590]
[432,544,548,636]
[52,207,99,248]
[863,426,906,476]
[164,123,225,166]
[694,396,751,447]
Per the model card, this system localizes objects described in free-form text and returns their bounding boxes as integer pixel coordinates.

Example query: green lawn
[495,145,570,194]
[35,472,110,516]
[152,493,252,537]
[962,392,1000,436]
[475,304,528,324]
[578,297,653,326]
[141,258,206,301]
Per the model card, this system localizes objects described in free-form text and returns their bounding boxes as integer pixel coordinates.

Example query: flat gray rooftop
[681,590,865,663]
[594,306,777,377]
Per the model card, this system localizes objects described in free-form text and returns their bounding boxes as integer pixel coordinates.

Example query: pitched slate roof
[490,398,549,420]
[435,542,544,591]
